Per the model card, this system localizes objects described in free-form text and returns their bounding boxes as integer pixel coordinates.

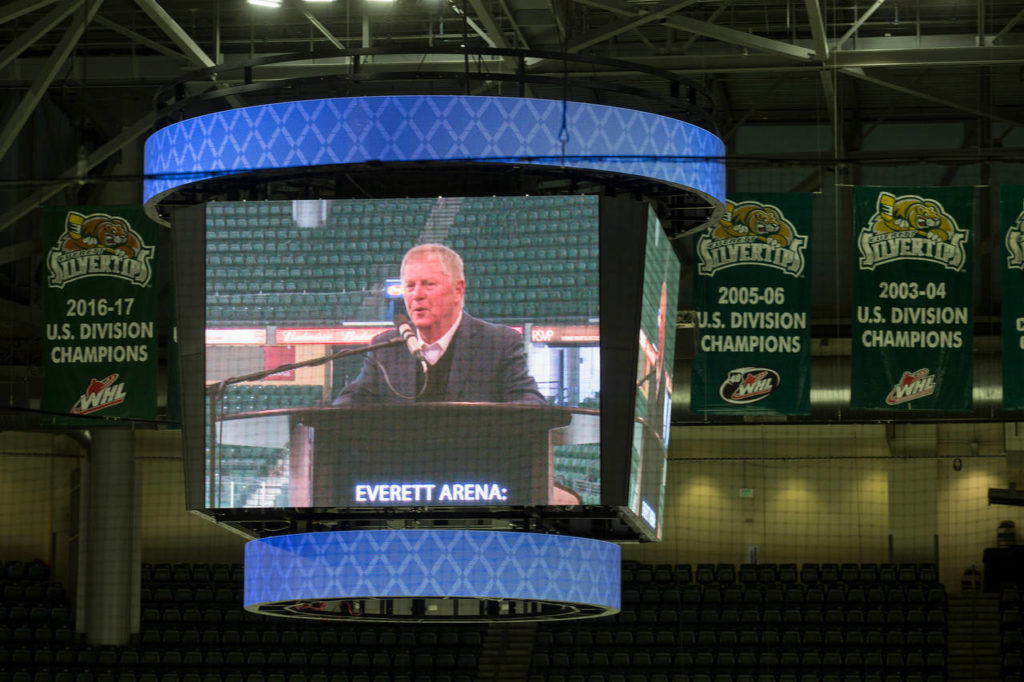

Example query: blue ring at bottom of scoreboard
[244,529,621,622]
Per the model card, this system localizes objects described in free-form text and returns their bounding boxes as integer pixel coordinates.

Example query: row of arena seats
[621,563,939,587]
[528,674,948,682]
[141,564,242,585]
[0,673,475,682]
[457,194,594,210]
[136,625,483,648]
[205,256,595,283]
[206,266,598,292]
[449,245,598,261]
[536,628,946,649]
[2,646,480,670]
[206,253,395,268]
[533,561,950,682]
[209,213,428,230]
[450,233,595,249]
[530,649,946,671]
[206,198,435,216]
[470,286,594,305]
[210,386,322,415]
[2,584,68,605]
[206,289,596,325]
[620,583,947,608]
[206,238,414,256]
[1,562,51,582]
[207,279,372,296]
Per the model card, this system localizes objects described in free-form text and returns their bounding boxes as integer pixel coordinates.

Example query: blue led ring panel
[143,95,724,219]
[244,530,621,621]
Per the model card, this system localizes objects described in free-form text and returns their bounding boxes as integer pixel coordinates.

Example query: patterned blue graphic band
[143,95,724,216]
[244,529,621,621]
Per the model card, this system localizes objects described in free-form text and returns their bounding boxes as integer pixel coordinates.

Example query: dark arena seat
[529,560,950,682]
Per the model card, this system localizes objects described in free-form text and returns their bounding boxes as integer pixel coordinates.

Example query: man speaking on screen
[334,244,546,405]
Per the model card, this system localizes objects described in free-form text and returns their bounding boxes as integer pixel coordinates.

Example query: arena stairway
[476,622,536,680]
[947,592,1001,681]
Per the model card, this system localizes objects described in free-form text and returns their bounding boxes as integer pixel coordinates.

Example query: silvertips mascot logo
[47,211,154,289]
[857,192,967,272]
[697,200,807,277]
[1007,201,1024,271]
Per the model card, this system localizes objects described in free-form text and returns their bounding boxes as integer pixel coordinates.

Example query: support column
[82,427,139,646]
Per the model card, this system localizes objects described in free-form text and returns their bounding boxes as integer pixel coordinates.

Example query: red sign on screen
[264,346,296,381]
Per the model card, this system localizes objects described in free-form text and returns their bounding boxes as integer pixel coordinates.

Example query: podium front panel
[298,404,573,507]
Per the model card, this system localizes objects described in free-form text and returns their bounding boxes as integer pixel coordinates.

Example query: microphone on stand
[394,313,429,374]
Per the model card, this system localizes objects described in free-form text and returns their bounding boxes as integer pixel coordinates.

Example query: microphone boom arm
[206,336,405,394]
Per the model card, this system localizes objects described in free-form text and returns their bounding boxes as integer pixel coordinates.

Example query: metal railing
[153,46,718,135]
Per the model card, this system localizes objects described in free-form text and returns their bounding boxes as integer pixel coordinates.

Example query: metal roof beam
[566,0,700,54]
[0,0,59,25]
[835,0,886,50]
[0,110,158,235]
[0,0,102,165]
[820,68,837,132]
[992,7,1024,45]
[833,45,1024,68]
[130,0,248,108]
[842,67,1024,128]
[681,1,727,51]
[663,15,814,61]
[466,0,514,49]
[573,0,812,60]
[523,44,1024,74]
[0,240,41,267]
[0,0,80,72]
[93,14,191,61]
[299,5,345,51]
[494,0,529,49]
[131,0,214,68]
[804,0,828,61]
[449,0,495,47]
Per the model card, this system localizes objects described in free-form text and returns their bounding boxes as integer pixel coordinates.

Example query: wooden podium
[284,403,574,507]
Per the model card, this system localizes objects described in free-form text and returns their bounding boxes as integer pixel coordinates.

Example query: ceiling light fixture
[247,0,282,6]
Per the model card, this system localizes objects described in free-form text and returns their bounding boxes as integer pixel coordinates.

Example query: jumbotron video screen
[184,195,677,539]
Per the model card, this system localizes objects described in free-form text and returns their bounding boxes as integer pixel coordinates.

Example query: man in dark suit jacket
[334,244,546,405]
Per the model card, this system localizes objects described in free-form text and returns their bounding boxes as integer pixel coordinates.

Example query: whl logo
[885,368,936,406]
[720,367,781,404]
[71,374,127,415]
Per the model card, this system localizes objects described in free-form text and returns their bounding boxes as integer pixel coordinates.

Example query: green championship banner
[851,187,973,411]
[690,193,812,415]
[1002,186,1024,411]
[41,206,159,424]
